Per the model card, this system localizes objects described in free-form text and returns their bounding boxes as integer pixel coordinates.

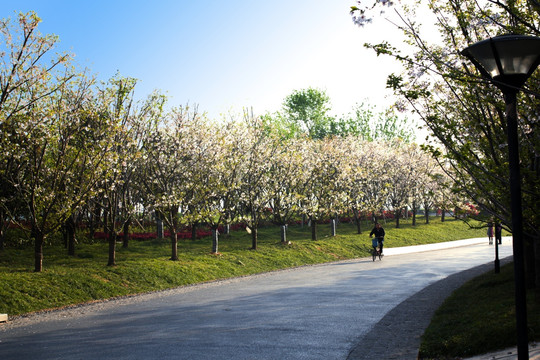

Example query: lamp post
[495,230,500,273]
[461,34,540,360]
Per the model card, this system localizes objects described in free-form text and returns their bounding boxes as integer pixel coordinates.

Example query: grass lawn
[0,216,485,316]
[419,262,540,359]
[2,216,538,358]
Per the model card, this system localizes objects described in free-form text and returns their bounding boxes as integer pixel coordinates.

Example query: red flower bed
[92,223,247,240]
[93,230,212,240]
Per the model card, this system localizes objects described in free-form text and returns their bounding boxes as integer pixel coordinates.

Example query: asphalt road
[0,238,513,360]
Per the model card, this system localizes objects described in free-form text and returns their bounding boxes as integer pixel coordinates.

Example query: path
[0,238,513,359]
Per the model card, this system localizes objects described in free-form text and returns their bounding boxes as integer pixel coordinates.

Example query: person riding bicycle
[369,222,385,254]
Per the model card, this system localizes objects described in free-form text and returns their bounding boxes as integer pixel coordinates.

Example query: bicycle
[371,237,384,261]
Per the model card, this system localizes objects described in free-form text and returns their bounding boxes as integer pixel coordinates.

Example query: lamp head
[461,34,540,93]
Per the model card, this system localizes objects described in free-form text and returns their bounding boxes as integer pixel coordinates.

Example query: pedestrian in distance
[487,222,494,245]
[369,222,385,254]
[495,222,502,245]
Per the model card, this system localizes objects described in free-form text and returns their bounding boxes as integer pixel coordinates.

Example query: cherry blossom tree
[376,140,411,227]
[0,11,73,260]
[407,145,440,225]
[318,136,356,235]
[178,117,244,254]
[237,113,280,250]
[139,105,203,261]
[357,141,393,223]
[266,136,308,242]
[340,137,373,233]
[0,11,72,120]
[90,76,138,265]
[6,75,116,272]
[299,138,351,240]
[0,12,121,271]
[350,0,398,27]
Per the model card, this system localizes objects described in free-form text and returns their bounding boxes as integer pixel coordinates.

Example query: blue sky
[2,0,403,120]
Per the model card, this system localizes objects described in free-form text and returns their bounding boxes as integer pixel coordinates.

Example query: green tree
[269,88,416,140]
[347,103,416,142]
[282,87,334,139]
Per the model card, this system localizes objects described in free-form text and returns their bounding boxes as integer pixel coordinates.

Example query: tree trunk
[88,210,94,240]
[88,203,99,240]
[311,216,317,241]
[169,230,178,260]
[0,210,6,251]
[191,221,197,241]
[533,238,540,292]
[353,208,362,234]
[170,209,179,260]
[250,209,258,250]
[395,209,400,228]
[156,211,164,239]
[67,215,76,256]
[251,226,258,250]
[33,225,44,272]
[103,209,108,234]
[441,208,446,222]
[107,231,116,266]
[62,224,68,249]
[211,228,219,253]
[412,201,417,226]
[169,223,179,261]
[424,203,430,224]
[281,225,287,244]
[122,219,130,248]
[104,209,116,266]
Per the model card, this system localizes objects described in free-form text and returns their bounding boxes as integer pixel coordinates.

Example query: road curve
[0,238,513,360]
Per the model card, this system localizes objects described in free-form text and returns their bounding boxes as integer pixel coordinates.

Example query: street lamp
[461,34,540,360]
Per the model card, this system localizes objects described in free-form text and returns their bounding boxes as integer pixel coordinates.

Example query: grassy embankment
[1,217,538,358]
[419,262,540,359]
[1,217,484,316]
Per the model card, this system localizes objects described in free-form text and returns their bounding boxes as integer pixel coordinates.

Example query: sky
[2,0,406,120]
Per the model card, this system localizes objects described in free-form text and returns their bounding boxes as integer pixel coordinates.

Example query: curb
[384,237,511,256]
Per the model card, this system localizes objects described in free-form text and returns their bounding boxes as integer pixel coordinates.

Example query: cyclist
[369,222,385,255]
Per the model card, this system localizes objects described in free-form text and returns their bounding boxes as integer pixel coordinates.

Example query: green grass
[0,217,486,316]
[419,263,540,359]
[3,216,537,359]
